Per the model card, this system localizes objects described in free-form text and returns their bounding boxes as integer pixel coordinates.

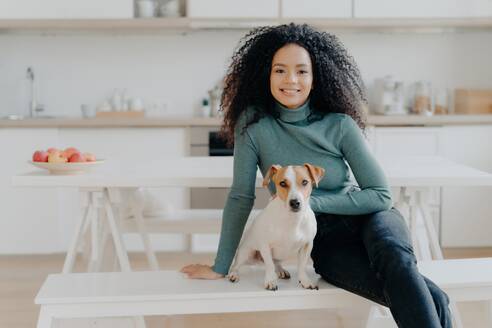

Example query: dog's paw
[228,272,240,283]
[264,280,278,291]
[299,279,318,290]
[277,268,291,280]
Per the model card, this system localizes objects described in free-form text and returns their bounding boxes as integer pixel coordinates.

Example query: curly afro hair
[220,23,368,146]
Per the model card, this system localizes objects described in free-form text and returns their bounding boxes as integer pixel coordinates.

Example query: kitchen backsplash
[1,30,492,118]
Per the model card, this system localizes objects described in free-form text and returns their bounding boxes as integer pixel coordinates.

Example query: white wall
[342,31,492,105]
[0,31,243,118]
[1,29,492,118]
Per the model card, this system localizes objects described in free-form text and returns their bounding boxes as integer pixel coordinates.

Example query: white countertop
[0,116,221,128]
[1,114,492,128]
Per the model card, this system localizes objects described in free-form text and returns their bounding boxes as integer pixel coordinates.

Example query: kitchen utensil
[200,98,211,117]
[96,101,112,113]
[80,104,93,118]
[128,97,144,111]
[373,76,407,115]
[137,0,157,18]
[160,0,180,17]
[208,85,222,117]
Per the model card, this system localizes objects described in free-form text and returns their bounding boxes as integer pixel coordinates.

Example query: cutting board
[454,89,492,114]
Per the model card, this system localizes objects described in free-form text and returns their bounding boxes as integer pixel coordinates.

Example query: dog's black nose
[289,199,300,210]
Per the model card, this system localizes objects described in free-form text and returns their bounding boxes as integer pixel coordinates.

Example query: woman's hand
[180,264,225,280]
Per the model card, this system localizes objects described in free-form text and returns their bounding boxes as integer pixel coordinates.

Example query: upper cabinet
[186,0,278,18]
[1,0,492,31]
[281,0,352,18]
[354,0,492,18]
[0,0,134,19]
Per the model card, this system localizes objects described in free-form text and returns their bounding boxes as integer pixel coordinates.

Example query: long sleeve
[310,116,392,215]
[212,120,259,275]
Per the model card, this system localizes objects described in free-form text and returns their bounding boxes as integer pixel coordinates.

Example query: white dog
[228,163,325,291]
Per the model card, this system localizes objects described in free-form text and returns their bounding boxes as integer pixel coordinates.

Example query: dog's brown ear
[304,163,325,188]
[262,164,282,188]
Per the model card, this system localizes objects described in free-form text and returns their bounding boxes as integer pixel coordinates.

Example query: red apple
[83,152,96,162]
[68,153,86,163]
[48,151,68,163]
[63,147,80,158]
[61,150,80,159]
[32,150,49,162]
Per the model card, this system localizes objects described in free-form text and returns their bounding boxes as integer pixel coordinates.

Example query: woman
[181,23,451,327]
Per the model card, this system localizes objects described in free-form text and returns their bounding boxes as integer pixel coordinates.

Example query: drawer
[372,127,441,157]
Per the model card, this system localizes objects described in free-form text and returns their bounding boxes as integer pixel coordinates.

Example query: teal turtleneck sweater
[212,100,392,275]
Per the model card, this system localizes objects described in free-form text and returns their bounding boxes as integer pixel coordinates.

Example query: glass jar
[413,81,433,116]
[434,88,450,115]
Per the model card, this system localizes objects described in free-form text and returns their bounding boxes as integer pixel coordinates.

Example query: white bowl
[29,160,105,175]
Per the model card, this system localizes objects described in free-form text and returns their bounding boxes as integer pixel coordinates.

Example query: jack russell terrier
[228,163,325,291]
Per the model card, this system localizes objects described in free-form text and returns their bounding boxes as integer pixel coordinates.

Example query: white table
[13,156,492,328]
[14,156,492,188]
[13,156,492,272]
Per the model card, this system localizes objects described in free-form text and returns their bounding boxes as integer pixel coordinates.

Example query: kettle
[373,76,407,115]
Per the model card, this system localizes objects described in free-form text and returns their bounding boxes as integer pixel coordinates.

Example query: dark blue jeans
[311,208,452,328]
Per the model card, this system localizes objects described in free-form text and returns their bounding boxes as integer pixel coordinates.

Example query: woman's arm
[182,114,259,278]
[212,125,259,275]
[310,115,392,215]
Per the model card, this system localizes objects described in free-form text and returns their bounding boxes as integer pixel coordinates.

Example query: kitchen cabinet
[440,126,492,247]
[354,0,492,18]
[0,128,59,254]
[186,0,279,18]
[369,125,492,248]
[281,0,352,18]
[370,127,441,156]
[0,0,134,19]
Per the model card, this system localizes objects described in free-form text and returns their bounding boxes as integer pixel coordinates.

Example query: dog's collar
[274,99,311,123]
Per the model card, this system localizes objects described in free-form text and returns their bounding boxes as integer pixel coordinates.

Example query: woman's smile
[280,88,301,95]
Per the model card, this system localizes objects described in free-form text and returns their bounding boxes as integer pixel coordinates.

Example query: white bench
[35,258,492,328]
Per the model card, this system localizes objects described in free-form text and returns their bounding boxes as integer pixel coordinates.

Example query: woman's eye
[299,70,308,74]
[302,180,309,186]
[279,181,287,188]
[275,69,285,73]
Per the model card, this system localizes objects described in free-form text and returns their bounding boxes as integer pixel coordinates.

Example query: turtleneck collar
[274,99,311,123]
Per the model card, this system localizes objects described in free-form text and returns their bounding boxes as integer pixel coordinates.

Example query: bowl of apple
[30,147,104,175]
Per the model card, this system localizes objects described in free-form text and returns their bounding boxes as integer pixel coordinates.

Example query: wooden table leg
[127,188,159,271]
[102,188,131,272]
[62,194,91,274]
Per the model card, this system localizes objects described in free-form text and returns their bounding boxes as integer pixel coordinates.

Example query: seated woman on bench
[182,23,451,328]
